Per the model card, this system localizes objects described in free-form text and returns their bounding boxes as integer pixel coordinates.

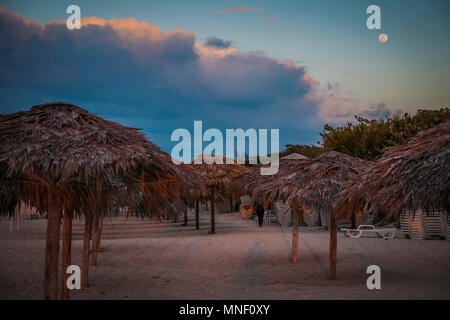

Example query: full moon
[378,33,388,43]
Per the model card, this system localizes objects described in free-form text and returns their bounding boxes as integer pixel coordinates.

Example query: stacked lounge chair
[290,201,304,224]
[400,208,450,240]
[400,209,426,240]
[275,200,292,227]
[423,208,447,239]
[320,210,328,227]
[446,215,450,241]
[303,207,320,226]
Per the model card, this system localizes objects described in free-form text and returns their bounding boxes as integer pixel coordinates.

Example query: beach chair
[303,207,320,226]
[320,210,328,227]
[263,210,273,225]
[400,210,410,237]
[275,201,291,227]
[400,209,426,240]
[422,208,447,239]
[444,213,450,241]
[341,225,398,240]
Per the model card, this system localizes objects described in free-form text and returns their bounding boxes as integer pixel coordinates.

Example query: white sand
[1,206,449,300]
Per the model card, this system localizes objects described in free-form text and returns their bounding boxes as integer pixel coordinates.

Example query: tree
[320,108,449,160]
[280,144,324,159]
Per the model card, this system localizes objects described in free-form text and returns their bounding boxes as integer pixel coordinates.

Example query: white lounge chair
[341,224,398,240]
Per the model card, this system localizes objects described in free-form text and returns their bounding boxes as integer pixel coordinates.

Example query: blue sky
[0,0,449,154]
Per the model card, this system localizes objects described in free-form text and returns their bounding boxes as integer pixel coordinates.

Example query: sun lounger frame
[341,224,397,240]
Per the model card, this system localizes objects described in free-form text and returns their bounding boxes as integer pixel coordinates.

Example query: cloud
[356,103,400,119]
[204,36,232,49]
[216,7,263,13]
[306,82,396,123]
[265,17,276,23]
[0,7,361,152]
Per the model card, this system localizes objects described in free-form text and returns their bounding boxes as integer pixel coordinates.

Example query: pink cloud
[216,7,263,13]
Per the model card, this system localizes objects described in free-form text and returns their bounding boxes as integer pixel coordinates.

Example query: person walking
[255,202,265,227]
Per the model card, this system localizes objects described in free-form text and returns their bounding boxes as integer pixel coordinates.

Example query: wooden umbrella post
[210,187,215,234]
[183,210,188,226]
[195,199,200,230]
[44,191,61,300]
[292,200,299,263]
[96,216,104,255]
[351,211,356,229]
[229,195,233,213]
[61,209,72,300]
[91,216,103,265]
[81,214,92,288]
[329,210,337,280]
[90,215,100,265]
[9,214,13,233]
[16,209,20,231]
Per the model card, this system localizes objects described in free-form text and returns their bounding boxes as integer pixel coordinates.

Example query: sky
[0,0,449,155]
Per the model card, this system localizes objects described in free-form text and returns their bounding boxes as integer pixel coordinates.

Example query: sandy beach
[1,206,449,300]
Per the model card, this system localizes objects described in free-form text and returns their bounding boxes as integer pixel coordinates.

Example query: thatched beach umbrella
[0,102,195,299]
[191,154,248,234]
[253,151,368,278]
[231,154,309,263]
[231,153,308,199]
[173,163,206,228]
[177,163,207,229]
[336,121,450,219]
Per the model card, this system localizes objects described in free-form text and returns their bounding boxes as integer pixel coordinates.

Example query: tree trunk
[81,214,92,288]
[329,211,337,280]
[351,211,356,229]
[90,215,100,265]
[9,214,13,233]
[229,195,233,213]
[61,210,72,300]
[210,187,215,234]
[292,200,299,263]
[195,199,200,230]
[44,191,61,300]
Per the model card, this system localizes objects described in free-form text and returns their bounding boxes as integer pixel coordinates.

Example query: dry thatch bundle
[190,154,249,189]
[254,151,368,213]
[0,102,200,299]
[177,163,207,205]
[127,188,187,220]
[230,157,308,200]
[335,121,450,217]
[189,154,249,233]
[0,102,203,215]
